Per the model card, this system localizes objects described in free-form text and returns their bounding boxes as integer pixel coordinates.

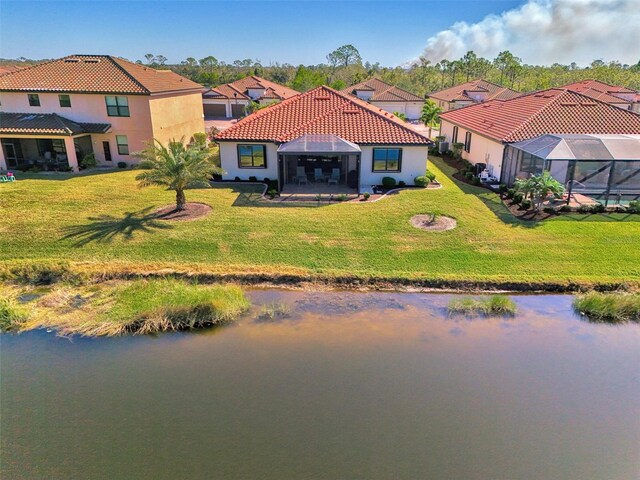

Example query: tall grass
[11,279,250,336]
[448,295,517,316]
[0,287,29,332]
[574,292,640,323]
[256,302,291,322]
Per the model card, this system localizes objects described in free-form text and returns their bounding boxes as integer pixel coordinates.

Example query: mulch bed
[410,214,457,231]
[501,199,554,221]
[155,203,212,221]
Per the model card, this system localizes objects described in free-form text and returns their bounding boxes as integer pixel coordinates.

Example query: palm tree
[420,100,442,139]
[135,137,222,211]
[515,172,565,211]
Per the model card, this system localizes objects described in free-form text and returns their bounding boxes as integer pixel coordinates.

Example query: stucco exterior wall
[359,145,429,187]
[149,91,204,145]
[440,120,505,177]
[219,142,279,180]
[218,141,429,189]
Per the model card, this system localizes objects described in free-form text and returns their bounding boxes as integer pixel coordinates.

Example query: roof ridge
[328,86,429,139]
[107,56,151,94]
[217,86,322,138]
[51,113,74,135]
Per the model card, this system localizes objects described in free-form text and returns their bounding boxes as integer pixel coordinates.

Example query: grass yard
[1,157,638,288]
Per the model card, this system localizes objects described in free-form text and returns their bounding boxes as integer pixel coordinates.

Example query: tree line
[4,46,640,96]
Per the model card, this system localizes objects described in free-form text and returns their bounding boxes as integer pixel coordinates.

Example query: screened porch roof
[510,134,640,161]
[277,134,361,155]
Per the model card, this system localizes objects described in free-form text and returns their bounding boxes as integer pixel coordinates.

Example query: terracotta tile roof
[0,55,202,95]
[429,79,521,103]
[215,86,431,145]
[341,78,424,102]
[561,79,638,106]
[440,88,640,143]
[203,76,299,101]
[0,112,111,136]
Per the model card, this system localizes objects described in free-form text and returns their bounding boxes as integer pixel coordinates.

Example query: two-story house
[0,54,204,172]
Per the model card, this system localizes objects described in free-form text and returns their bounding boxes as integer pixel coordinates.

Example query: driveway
[204,117,239,132]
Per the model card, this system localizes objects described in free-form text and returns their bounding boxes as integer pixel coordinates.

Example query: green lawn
[1,158,638,287]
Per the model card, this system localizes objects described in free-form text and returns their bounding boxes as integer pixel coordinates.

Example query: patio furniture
[328,168,340,186]
[314,168,326,183]
[296,166,308,185]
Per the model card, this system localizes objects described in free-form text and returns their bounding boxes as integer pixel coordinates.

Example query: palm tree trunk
[176,189,186,211]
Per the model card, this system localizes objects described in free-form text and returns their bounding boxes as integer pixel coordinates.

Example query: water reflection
[1,292,639,480]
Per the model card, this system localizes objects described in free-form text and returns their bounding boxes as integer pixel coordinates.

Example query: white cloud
[418,0,640,66]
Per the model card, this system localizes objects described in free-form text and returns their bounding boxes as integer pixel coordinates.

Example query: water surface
[2,292,639,479]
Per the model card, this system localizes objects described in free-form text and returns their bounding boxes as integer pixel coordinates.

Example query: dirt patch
[155,203,212,221]
[410,214,457,231]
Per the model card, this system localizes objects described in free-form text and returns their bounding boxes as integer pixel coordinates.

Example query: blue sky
[0,0,524,65]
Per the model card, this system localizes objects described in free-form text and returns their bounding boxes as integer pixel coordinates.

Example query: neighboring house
[202,76,300,118]
[214,86,431,193]
[439,88,640,181]
[341,78,424,120]
[428,79,521,111]
[561,79,640,113]
[502,134,640,205]
[0,54,204,172]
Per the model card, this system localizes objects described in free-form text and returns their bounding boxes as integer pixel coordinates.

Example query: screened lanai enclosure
[276,134,361,193]
[502,134,640,205]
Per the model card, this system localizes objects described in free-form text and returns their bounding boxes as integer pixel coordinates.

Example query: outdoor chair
[328,168,340,185]
[296,166,308,185]
[314,168,325,183]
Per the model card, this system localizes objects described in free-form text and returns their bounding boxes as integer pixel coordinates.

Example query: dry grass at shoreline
[448,295,517,316]
[1,279,250,336]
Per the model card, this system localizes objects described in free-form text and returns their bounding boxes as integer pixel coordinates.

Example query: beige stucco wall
[218,141,429,190]
[149,91,204,145]
[1,90,204,166]
[219,142,279,180]
[359,145,429,187]
[440,120,505,177]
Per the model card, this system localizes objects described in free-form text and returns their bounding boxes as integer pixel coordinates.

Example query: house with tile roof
[561,79,640,113]
[341,78,425,120]
[428,79,521,111]
[202,76,300,118]
[0,54,204,171]
[439,88,640,188]
[214,86,432,193]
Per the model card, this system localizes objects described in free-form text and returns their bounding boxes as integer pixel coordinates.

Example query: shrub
[0,288,29,332]
[248,176,257,182]
[451,142,464,159]
[263,177,271,184]
[79,153,98,170]
[590,203,605,214]
[472,176,481,186]
[627,200,640,213]
[505,188,516,200]
[414,176,428,187]
[398,180,406,187]
[267,189,278,199]
[362,192,371,201]
[498,184,508,194]
[560,205,572,212]
[425,170,436,182]
[512,193,524,205]
[117,161,127,169]
[577,204,591,214]
[543,206,557,214]
[381,176,397,189]
[464,171,473,181]
[267,180,278,191]
[336,194,348,202]
[520,199,532,210]
[234,176,241,182]
[574,292,640,323]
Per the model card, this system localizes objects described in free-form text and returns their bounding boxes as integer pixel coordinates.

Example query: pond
[1,291,639,479]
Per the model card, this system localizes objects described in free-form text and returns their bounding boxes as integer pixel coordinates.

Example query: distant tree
[154,55,167,66]
[199,56,218,72]
[291,65,325,92]
[461,51,478,82]
[183,57,198,67]
[135,137,222,211]
[144,53,155,65]
[493,51,521,85]
[327,45,362,68]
